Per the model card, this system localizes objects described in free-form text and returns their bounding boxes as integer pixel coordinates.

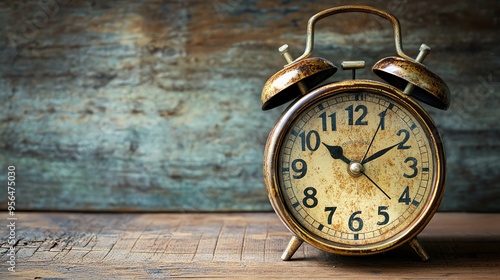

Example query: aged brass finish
[281,235,303,261]
[279,44,296,65]
[408,238,430,261]
[373,45,450,110]
[402,44,431,95]
[279,44,309,96]
[261,56,337,110]
[293,5,414,63]
[342,61,366,79]
[261,5,450,262]
[341,61,366,70]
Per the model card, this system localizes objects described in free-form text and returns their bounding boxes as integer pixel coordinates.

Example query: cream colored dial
[278,90,436,247]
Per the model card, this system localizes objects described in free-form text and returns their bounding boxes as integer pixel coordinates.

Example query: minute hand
[361,142,399,165]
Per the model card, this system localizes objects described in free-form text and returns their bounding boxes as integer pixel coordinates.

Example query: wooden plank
[130,216,168,255]
[163,223,201,262]
[0,212,499,278]
[212,223,246,262]
[0,0,498,212]
[192,223,222,262]
[241,222,267,262]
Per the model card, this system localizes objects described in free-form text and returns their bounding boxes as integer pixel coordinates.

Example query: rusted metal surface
[291,4,412,63]
[373,56,450,110]
[261,57,337,110]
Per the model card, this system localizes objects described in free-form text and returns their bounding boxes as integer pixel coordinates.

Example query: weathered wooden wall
[0,0,498,211]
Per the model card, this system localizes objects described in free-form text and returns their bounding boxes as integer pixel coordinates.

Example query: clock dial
[278,90,437,247]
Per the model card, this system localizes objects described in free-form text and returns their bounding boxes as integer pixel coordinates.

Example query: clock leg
[281,235,303,261]
[408,237,429,261]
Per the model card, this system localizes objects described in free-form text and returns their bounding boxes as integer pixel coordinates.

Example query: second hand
[362,172,391,200]
[360,108,389,163]
[358,107,391,200]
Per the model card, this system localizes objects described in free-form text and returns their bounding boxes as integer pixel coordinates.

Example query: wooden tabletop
[1,212,499,279]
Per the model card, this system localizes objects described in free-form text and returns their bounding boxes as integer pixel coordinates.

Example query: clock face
[277,89,440,248]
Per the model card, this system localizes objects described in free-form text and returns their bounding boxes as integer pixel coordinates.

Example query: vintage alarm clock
[261,5,450,261]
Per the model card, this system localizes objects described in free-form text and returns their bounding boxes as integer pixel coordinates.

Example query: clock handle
[293,5,413,63]
[281,235,304,261]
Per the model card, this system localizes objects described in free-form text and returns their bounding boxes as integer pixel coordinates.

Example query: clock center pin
[348,161,364,177]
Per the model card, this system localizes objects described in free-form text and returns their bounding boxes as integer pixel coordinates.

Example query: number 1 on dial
[378,111,386,130]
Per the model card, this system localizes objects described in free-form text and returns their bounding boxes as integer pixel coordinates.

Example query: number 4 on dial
[399,186,412,205]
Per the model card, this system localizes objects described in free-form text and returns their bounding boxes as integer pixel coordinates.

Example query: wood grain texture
[0,212,499,279]
[0,0,498,211]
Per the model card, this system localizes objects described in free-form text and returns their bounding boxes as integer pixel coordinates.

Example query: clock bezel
[263,79,446,256]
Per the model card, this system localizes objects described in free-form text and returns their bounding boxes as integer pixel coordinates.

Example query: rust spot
[261,57,337,110]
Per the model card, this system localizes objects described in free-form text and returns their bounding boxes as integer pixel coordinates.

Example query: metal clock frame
[263,79,446,260]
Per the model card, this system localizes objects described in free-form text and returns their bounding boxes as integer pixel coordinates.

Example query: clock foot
[281,235,303,261]
[408,237,429,261]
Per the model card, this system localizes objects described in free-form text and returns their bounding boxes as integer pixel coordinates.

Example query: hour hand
[323,143,351,165]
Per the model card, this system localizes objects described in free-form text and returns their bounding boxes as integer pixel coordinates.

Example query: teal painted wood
[0,0,498,211]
